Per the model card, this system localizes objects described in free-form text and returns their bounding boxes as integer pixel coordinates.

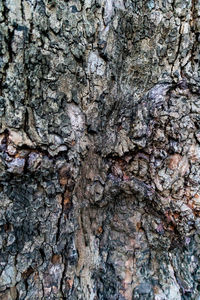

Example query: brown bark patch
[168,154,182,170]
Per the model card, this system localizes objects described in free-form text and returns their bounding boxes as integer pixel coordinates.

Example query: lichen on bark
[0,0,200,299]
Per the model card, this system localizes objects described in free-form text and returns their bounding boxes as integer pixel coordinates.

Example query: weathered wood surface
[0,0,200,299]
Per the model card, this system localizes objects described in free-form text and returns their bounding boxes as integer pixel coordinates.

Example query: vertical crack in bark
[60,256,67,300]
[171,21,183,77]
[56,192,65,244]
[21,0,25,23]
[190,0,198,71]
[6,29,13,66]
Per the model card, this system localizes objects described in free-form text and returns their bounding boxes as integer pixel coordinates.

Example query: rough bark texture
[0,0,200,299]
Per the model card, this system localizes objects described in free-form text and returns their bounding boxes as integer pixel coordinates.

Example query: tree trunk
[0,0,200,299]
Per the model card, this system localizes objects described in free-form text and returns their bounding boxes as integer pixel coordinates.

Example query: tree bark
[0,0,200,299]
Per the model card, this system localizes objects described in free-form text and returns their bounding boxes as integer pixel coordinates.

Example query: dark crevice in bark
[6,28,14,66]
[56,192,65,244]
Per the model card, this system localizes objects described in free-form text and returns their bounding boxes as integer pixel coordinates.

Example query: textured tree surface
[0,0,200,299]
